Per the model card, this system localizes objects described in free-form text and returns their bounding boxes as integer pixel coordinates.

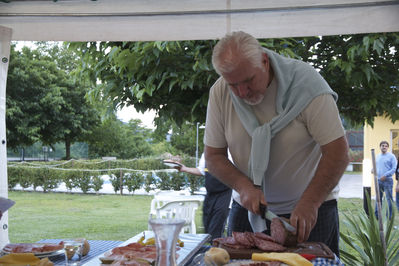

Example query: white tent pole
[0,25,12,249]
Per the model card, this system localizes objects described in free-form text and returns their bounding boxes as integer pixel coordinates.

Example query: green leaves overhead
[70,40,218,127]
[71,32,399,128]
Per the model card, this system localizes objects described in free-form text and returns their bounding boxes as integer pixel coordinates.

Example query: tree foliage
[6,43,100,159]
[308,33,399,127]
[71,32,399,128]
[86,117,154,159]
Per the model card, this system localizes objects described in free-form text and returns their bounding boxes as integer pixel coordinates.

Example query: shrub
[348,149,363,163]
[62,170,79,192]
[7,167,19,190]
[39,168,60,192]
[186,174,202,195]
[124,172,144,194]
[6,158,204,194]
[170,171,185,191]
[75,171,92,193]
[156,172,171,190]
[144,172,155,193]
[91,174,104,194]
[340,193,399,265]
[109,171,121,194]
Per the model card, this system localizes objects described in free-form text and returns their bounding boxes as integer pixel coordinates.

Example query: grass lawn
[6,191,399,245]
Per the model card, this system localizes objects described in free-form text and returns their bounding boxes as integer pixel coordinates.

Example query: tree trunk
[65,138,71,160]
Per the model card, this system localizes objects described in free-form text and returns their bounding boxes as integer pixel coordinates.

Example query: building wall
[364,116,399,196]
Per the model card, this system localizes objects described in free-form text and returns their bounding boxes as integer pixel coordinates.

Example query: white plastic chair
[149,200,201,234]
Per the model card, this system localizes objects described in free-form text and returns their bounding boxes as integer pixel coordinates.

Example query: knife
[259,203,296,233]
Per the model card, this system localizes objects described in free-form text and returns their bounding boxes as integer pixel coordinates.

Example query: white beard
[243,94,264,105]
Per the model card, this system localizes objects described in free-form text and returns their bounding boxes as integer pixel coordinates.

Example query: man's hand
[380,176,386,181]
[290,200,318,243]
[163,159,183,171]
[238,184,267,215]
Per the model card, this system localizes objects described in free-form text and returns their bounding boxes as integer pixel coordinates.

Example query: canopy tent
[0,0,399,247]
[1,0,398,41]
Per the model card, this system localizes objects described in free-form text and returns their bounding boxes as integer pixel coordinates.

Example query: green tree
[70,32,399,128]
[308,33,399,126]
[169,121,204,156]
[87,117,153,159]
[6,44,100,159]
[69,41,218,128]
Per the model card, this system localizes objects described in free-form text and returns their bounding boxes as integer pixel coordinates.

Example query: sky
[117,105,156,129]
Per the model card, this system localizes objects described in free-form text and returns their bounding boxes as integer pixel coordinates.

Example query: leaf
[363,36,370,51]
[372,39,384,55]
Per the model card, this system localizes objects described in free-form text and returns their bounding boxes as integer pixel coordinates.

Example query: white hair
[212,31,264,75]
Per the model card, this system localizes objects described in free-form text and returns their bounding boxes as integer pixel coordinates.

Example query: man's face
[222,53,271,105]
[380,143,389,154]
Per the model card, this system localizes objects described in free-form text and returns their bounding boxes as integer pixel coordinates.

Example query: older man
[204,31,349,256]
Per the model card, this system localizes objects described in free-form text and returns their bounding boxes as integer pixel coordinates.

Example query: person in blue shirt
[375,141,397,219]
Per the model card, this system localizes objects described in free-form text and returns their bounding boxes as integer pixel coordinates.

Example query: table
[37,239,123,265]
[153,190,204,203]
[83,231,211,266]
[38,236,344,266]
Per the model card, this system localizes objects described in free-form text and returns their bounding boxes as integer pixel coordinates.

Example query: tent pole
[0,25,12,249]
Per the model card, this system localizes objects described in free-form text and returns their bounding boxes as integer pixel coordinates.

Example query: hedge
[7,156,204,195]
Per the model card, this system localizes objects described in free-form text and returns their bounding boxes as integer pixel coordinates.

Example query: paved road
[338,173,363,198]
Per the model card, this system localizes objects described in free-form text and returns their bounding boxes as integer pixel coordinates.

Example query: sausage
[270,218,297,247]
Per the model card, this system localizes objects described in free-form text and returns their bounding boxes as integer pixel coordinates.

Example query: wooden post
[120,169,123,195]
[371,149,388,266]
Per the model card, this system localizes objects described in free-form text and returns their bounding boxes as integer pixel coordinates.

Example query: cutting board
[217,242,335,260]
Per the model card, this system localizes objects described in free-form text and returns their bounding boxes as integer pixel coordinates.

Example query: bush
[170,172,185,191]
[109,171,121,194]
[348,149,363,163]
[6,158,204,194]
[144,172,155,193]
[156,172,171,190]
[75,171,92,193]
[7,166,19,190]
[62,170,79,192]
[187,174,203,195]
[124,172,144,194]
[39,168,60,192]
[91,174,104,194]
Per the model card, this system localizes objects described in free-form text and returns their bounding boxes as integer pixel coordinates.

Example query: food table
[83,231,210,266]
[32,233,344,265]
[36,239,123,265]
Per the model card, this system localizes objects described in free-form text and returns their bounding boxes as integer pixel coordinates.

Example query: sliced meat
[244,232,256,246]
[213,236,237,246]
[270,218,297,247]
[233,232,254,248]
[253,232,277,242]
[248,262,281,266]
[252,237,286,252]
[3,243,63,253]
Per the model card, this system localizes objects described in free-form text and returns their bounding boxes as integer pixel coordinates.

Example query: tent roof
[1,0,399,42]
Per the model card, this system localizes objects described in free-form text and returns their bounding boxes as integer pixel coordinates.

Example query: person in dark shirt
[167,153,232,240]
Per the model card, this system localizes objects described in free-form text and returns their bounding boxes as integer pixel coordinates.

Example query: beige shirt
[205,77,345,214]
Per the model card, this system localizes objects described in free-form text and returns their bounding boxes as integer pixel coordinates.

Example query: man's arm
[179,165,202,176]
[290,136,349,243]
[205,145,266,215]
[165,160,202,176]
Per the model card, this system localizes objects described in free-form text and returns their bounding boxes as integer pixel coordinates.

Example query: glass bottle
[149,218,185,266]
